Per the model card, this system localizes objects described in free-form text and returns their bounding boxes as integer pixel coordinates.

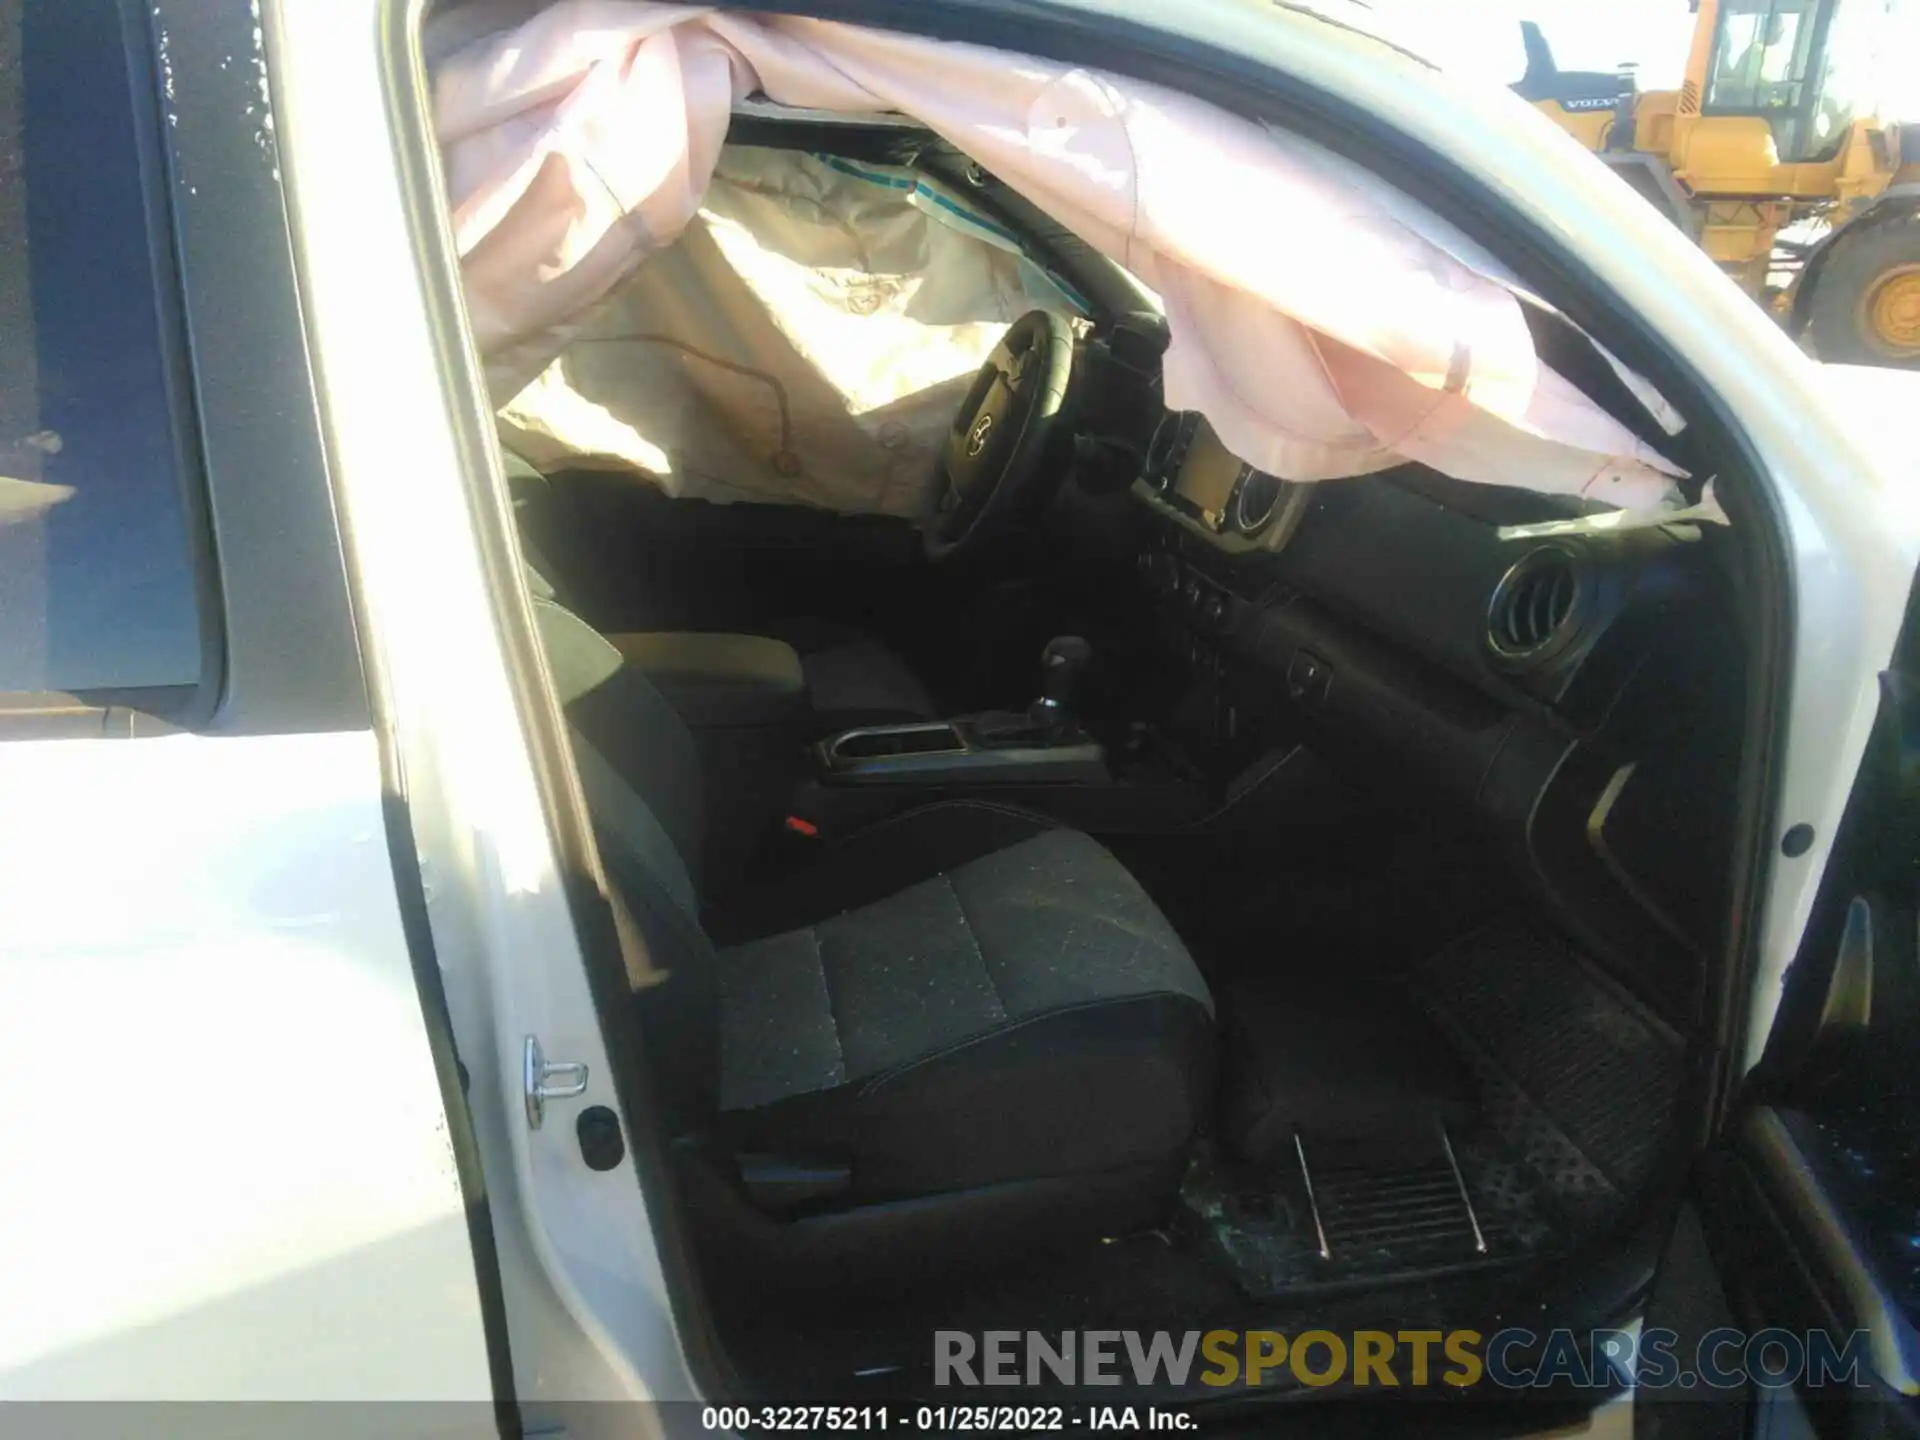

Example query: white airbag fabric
[434,1,1685,511]
[496,148,1080,515]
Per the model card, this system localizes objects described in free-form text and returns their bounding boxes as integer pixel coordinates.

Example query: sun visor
[433,2,1689,513]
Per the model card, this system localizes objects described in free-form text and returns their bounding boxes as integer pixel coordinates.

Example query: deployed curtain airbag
[434,1,1687,509]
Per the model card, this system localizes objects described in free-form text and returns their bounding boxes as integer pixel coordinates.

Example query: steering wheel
[925,308,1075,561]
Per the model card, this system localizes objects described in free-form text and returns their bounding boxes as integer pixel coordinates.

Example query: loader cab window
[1808,0,1877,149]
[1708,0,1815,110]
[1704,0,1863,164]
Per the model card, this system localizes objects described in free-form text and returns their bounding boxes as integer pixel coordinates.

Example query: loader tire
[1807,213,1920,367]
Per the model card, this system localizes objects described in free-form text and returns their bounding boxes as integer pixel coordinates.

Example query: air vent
[1488,548,1583,662]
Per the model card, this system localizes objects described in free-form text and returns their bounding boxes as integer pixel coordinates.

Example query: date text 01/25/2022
[699,1405,1194,1431]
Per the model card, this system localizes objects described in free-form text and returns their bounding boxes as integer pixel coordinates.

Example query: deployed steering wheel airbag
[434,4,1686,509]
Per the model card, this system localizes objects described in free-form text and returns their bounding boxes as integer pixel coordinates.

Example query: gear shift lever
[1031,636,1093,732]
[967,636,1096,748]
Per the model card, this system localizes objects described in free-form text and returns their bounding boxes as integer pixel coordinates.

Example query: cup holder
[827,722,966,763]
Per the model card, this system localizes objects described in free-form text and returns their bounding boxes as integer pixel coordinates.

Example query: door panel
[1641,1105,1920,1438]
[0,0,504,1416]
[1640,575,1920,1439]
[0,731,498,1415]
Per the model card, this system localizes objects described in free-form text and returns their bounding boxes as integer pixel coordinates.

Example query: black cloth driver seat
[532,592,1216,1288]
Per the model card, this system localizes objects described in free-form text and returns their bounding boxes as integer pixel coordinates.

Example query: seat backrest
[503,448,580,610]
[530,595,722,1131]
[532,597,706,884]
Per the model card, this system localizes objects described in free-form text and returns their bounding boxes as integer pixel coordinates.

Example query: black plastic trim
[1747,1107,1920,1392]
[117,0,228,726]
[1486,545,1587,667]
[151,0,369,736]
[0,0,228,728]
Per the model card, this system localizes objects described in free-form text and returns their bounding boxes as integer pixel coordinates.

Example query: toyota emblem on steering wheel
[966,414,994,457]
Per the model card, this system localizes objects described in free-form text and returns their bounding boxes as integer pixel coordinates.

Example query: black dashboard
[1120,410,1742,1025]
[1134,411,1314,553]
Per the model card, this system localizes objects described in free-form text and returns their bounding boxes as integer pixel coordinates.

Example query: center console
[819,717,1106,785]
[789,630,1354,844]
[816,636,1107,786]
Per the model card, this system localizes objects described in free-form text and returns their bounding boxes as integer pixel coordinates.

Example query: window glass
[0,0,205,694]
[1811,0,1878,146]
[1708,0,1816,110]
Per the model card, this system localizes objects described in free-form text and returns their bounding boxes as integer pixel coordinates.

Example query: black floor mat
[1178,912,1683,1300]
[1417,915,1686,1201]
[1177,1128,1561,1299]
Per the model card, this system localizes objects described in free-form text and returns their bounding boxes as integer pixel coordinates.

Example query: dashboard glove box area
[1228,595,1518,810]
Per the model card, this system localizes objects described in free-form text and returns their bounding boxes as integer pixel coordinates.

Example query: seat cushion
[712,826,1215,1202]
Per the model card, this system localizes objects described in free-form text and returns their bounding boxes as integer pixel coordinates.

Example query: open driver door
[1637,578,1920,1438]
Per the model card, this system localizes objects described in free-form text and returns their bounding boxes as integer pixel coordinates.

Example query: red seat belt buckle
[784,814,820,838]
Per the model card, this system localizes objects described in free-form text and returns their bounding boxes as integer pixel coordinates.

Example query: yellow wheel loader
[1518,0,1920,365]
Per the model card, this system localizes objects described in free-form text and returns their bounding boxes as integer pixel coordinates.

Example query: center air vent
[1488,548,1583,662]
